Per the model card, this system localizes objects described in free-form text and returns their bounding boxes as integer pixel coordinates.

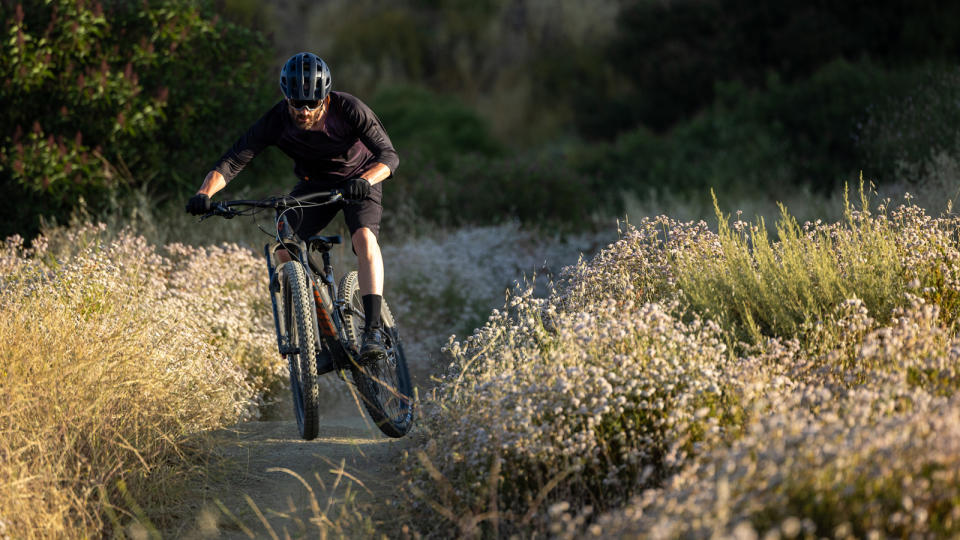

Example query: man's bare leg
[352,227,386,358]
[277,227,383,291]
[352,227,384,296]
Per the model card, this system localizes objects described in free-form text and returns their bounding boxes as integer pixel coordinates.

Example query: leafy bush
[572,104,793,199]
[325,0,619,143]
[370,84,606,229]
[0,0,275,238]
[382,144,603,229]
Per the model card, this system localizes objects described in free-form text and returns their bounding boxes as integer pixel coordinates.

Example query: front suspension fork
[265,242,294,356]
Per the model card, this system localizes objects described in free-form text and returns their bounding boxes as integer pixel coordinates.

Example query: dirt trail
[167,400,409,539]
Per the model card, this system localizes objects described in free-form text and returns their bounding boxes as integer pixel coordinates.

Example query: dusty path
[167,399,410,539]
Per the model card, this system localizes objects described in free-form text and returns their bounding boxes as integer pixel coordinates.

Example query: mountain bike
[200,190,414,439]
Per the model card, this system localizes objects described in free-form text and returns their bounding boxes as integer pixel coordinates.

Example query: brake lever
[199,203,235,221]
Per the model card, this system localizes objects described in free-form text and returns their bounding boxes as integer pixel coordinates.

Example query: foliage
[9,0,960,234]
[317,0,620,144]
[859,66,960,180]
[370,84,501,170]
[676,187,896,344]
[370,61,960,229]
[571,99,794,199]
[572,60,960,199]
[0,0,275,238]
[607,0,960,132]
[383,144,603,229]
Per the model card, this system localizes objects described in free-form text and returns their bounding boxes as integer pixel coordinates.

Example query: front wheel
[339,271,414,438]
[279,261,321,440]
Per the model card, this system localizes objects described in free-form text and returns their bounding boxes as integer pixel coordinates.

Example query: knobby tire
[281,261,321,440]
[339,271,414,438]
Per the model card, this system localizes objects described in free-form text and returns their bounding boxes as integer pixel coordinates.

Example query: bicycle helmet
[279,52,332,101]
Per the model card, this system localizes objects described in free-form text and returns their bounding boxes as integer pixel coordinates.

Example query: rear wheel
[339,271,414,438]
[280,261,321,440]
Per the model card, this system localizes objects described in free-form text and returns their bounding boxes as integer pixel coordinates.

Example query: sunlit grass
[675,182,909,344]
[0,224,270,536]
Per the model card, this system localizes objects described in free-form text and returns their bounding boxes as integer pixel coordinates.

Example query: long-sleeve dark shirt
[213,91,399,187]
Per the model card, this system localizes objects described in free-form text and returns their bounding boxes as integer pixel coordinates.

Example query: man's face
[287,98,325,130]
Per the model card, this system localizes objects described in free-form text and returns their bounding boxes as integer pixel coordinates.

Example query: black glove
[186,193,210,215]
[344,177,371,201]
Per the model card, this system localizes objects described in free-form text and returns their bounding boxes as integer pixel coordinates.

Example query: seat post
[306,235,341,284]
[322,251,333,280]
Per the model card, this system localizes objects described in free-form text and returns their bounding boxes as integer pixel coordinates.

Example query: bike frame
[263,212,360,377]
[201,190,414,438]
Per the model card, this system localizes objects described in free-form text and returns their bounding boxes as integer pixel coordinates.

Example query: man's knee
[351,228,379,257]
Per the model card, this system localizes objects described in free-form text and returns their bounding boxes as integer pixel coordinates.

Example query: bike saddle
[307,235,342,251]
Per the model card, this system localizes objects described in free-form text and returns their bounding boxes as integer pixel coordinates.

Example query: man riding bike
[186,52,399,363]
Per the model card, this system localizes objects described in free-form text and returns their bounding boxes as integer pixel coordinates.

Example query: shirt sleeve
[212,102,283,184]
[342,96,400,173]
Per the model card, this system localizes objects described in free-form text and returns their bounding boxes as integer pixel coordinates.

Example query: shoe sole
[359,349,387,367]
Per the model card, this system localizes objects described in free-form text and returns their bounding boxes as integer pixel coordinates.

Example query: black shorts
[286,180,383,240]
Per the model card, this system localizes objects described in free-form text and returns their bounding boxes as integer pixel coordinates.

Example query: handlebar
[200,189,344,221]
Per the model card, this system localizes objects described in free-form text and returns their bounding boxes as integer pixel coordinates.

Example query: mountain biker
[185,52,398,363]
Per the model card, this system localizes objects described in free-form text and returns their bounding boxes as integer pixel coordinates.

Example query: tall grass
[0,224,274,536]
[675,184,910,344]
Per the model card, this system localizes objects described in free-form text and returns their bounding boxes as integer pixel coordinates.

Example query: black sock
[362,294,382,332]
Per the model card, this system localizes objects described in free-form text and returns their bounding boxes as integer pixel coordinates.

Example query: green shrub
[377,105,602,229]
[369,84,603,229]
[674,184,960,350]
[0,0,275,238]
[370,84,501,171]
[572,103,793,198]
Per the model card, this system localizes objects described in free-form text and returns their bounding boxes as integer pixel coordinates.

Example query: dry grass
[0,224,273,537]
